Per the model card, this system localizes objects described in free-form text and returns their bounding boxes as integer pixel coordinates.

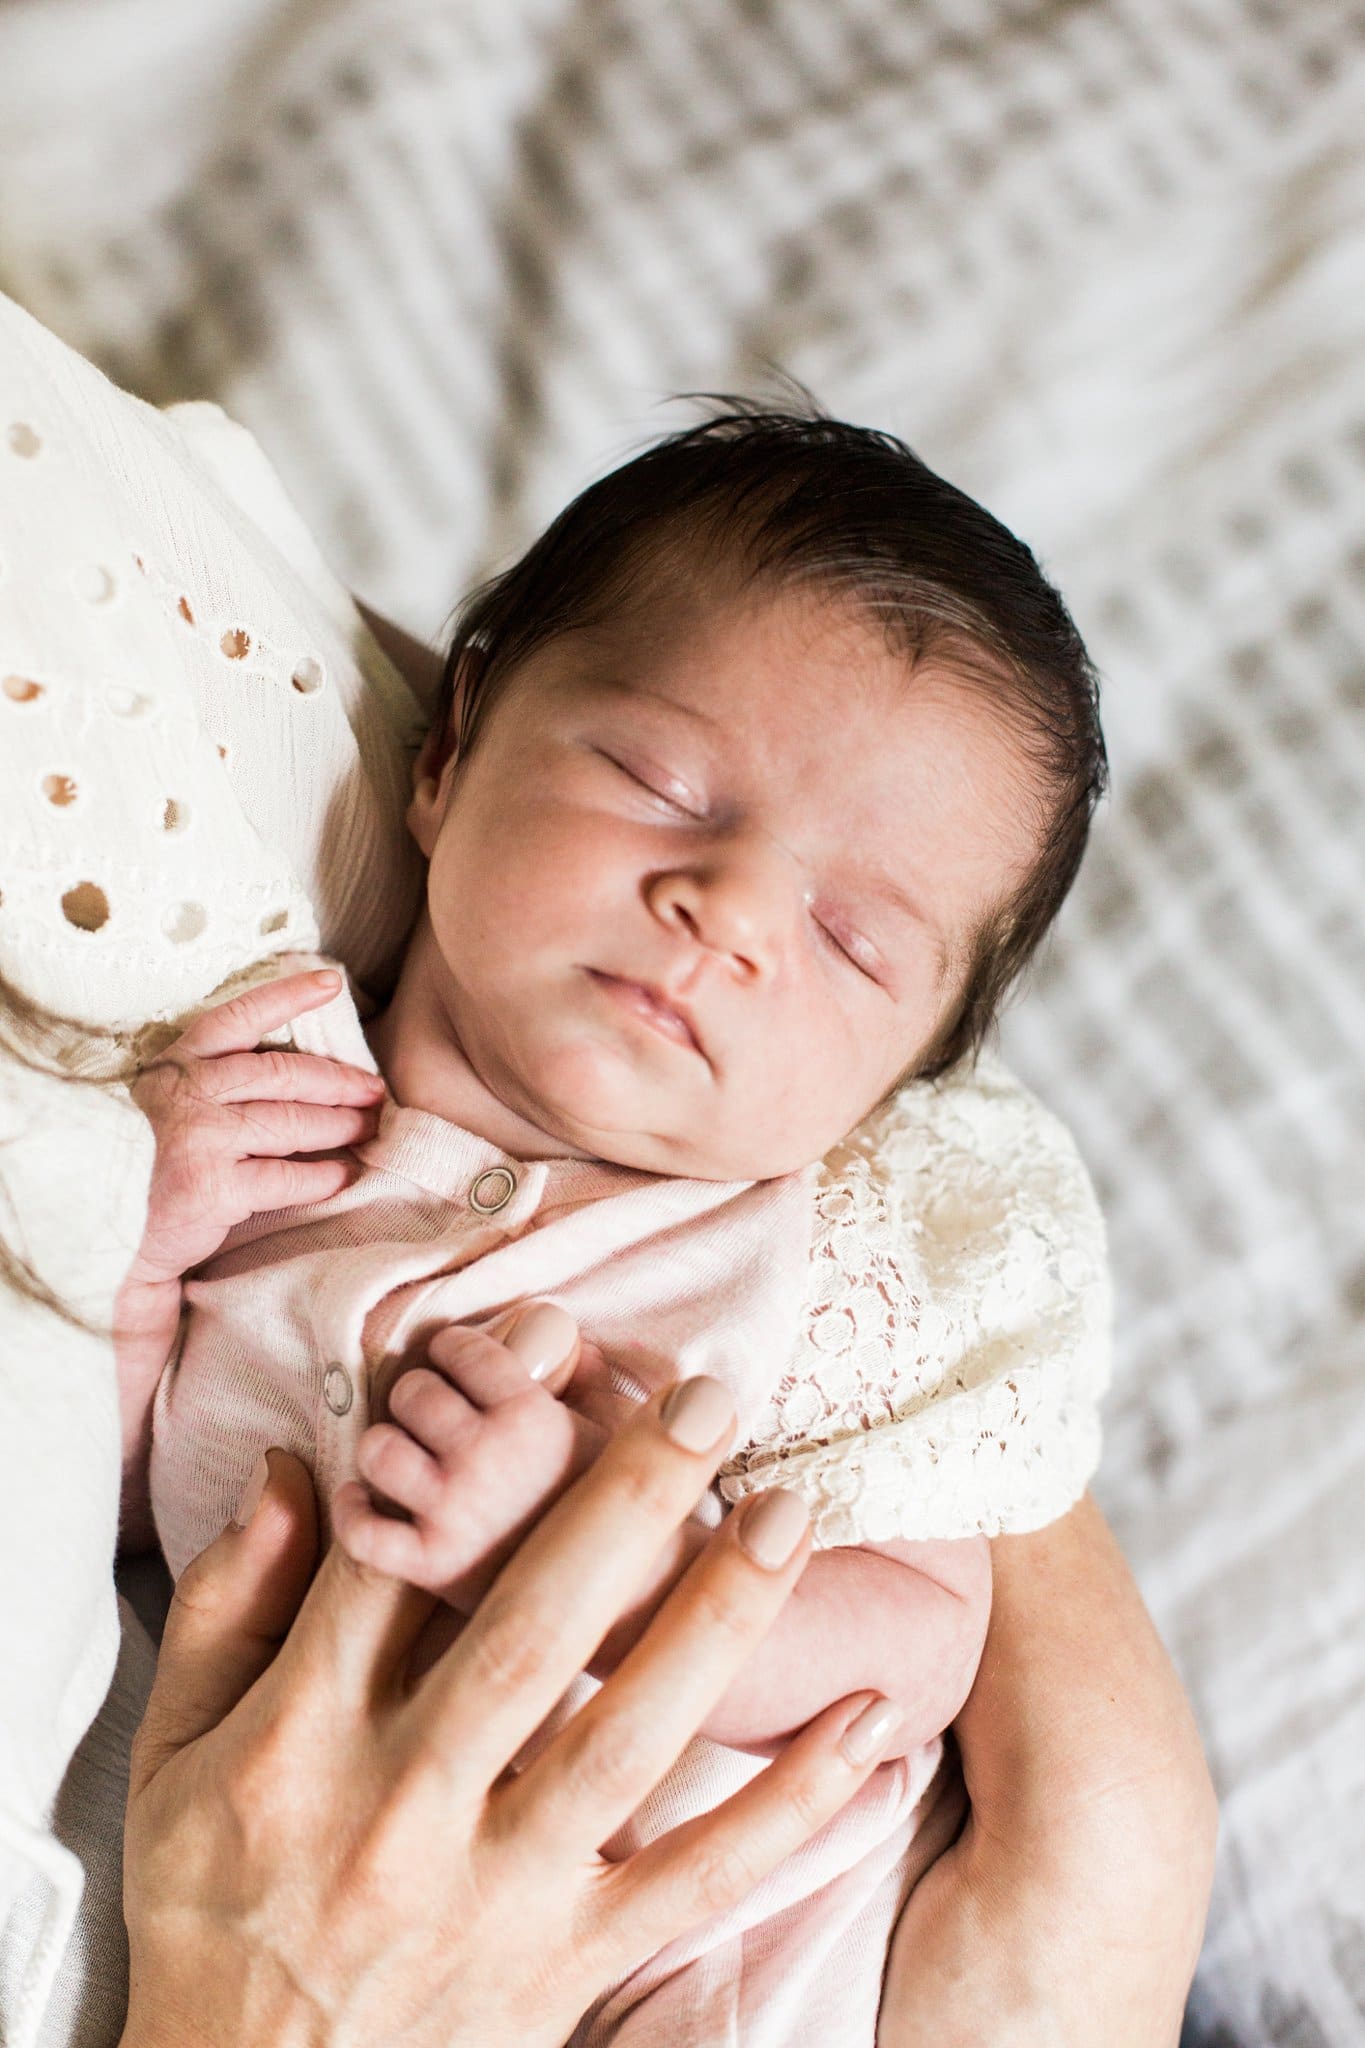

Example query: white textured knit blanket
[1,3,1362,2043]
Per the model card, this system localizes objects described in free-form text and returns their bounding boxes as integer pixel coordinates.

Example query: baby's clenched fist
[333,1304,612,1609]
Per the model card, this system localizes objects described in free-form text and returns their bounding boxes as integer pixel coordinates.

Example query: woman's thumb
[130,1449,318,1791]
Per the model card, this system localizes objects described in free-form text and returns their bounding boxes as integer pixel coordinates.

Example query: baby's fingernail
[737,1488,808,1568]
[841,1696,904,1766]
[314,970,342,992]
[233,1451,269,1528]
[504,1300,578,1380]
[660,1376,734,1452]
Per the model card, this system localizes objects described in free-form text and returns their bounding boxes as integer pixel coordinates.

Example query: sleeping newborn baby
[114,408,1109,2046]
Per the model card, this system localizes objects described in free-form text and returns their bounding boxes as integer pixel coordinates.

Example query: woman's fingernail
[841,1696,904,1766]
[233,1451,269,1529]
[737,1488,808,1569]
[660,1375,734,1452]
[504,1300,578,1381]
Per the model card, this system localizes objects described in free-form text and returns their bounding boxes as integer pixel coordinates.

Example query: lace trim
[718,1054,1112,1546]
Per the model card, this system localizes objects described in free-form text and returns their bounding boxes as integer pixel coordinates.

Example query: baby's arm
[680,1531,987,1757]
[336,1322,990,1760]
[584,1519,989,1759]
[116,970,385,1546]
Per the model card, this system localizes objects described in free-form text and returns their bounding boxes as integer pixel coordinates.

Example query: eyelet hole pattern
[61,882,109,932]
[42,772,79,808]
[161,797,189,833]
[220,627,251,660]
[162,901,207,945]
[291,656,325,695]
[106,684,155,720]
[6,422,42,458]
[73,563,119,606]
[3,675,44,705]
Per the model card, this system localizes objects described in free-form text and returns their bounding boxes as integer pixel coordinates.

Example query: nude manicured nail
[660,1376,734,1452]
[841,1696,904,1765]
[233,1452,269,1529]
[504,1300,577,1380]
[737,1488,808,1568]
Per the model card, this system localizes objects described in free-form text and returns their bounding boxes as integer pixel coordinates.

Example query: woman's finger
[176,968,345,1058]
[597,1690,907,1975]
[562,1340,645,1433]
[498,1488,811,1853]
[230,1097,379,1157]
[130,1450,318,1795]
[211,1048,386,1107]
[403,1377,739,1794]
[264,1517,441,1717]
[429,1302,580,1404]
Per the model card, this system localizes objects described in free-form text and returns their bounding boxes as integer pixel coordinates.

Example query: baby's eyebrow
[612,682,723,732]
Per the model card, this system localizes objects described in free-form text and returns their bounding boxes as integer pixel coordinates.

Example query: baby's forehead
[576,564,924,695]
[575,576,1023,756]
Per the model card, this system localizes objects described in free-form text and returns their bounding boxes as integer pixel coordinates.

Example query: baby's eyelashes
[599,750,706,820]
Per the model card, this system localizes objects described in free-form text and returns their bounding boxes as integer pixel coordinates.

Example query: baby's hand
[127,968,387,1289]
[333,1303,611,1608]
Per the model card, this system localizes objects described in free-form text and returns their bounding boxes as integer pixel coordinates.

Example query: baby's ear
[408,647,482,854]
[407,716,459,857]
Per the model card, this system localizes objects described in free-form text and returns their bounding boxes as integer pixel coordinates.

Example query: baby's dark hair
[436,401,1107,1081]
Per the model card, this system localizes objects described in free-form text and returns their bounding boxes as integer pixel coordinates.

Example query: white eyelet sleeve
[717,1053,1113,1546]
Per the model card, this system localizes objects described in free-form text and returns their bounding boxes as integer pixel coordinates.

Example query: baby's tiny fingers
[234,1099,380,1157]
[388,1368,481,1458]
[356,1425,444,1519]
[177,969,344,1059]
[212,1048,386,1107]
[239,1155,359,1213]
[332,1481,431,1583]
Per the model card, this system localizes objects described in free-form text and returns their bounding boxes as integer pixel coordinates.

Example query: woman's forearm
[879,1494,1217,2048]
[957,1496,1213,1847]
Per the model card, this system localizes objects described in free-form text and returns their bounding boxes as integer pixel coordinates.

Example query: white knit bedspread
[1,3,1362,2042]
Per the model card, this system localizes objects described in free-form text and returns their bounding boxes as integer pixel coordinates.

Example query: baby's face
[408,581,1039,1179]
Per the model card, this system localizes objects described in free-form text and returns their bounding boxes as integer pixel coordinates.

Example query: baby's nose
[650,835,798,976]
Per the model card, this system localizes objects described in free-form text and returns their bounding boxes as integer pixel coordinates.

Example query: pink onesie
[151,970,1094,2045]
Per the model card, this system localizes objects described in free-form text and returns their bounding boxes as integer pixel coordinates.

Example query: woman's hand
[878,1495,1217,2048]
[122,1377,905,2048]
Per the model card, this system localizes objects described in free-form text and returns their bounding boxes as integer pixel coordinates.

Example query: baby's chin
[523,1077,818,1183]
[513,1041,794,1181]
